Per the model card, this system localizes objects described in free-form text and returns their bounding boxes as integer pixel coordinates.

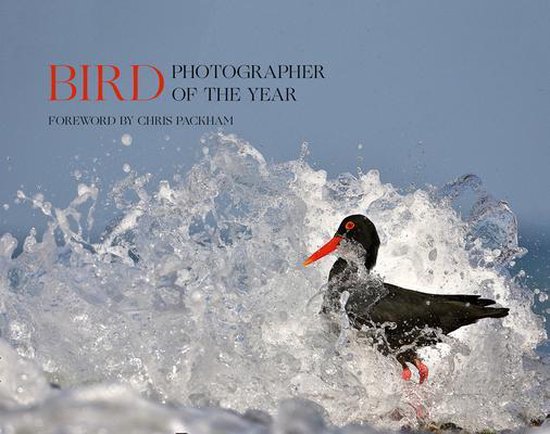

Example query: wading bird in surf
[303,215,509,383]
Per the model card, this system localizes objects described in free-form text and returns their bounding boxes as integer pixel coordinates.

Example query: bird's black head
[303,214,380,271]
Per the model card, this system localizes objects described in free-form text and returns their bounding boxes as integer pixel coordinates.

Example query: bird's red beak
[303,236,343,267]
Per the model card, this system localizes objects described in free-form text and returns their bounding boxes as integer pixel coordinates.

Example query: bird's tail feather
[436,293,498,307]
[480,307,509,319]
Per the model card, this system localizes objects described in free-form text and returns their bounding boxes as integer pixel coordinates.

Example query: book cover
[0,1,548,433]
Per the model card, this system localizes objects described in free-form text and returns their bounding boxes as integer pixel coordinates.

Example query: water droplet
[191,290,202,303]
[121,133,133,146]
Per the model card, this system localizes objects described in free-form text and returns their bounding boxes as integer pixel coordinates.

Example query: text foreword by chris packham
[48,64,326,102]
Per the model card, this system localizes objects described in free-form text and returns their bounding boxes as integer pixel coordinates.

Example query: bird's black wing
[373,283,508,332]
[346,282,508,352]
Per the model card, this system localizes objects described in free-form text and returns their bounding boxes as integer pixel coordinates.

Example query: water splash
[0,133,547,432]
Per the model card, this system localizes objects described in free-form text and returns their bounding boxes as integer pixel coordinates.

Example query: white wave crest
[0,133,547,433]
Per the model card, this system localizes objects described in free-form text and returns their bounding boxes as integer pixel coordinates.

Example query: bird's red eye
[345,221,355,230]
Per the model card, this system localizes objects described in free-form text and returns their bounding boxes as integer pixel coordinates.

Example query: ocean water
[0,133,547,433]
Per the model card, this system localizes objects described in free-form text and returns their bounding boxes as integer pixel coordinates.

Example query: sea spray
[0,133,547,432]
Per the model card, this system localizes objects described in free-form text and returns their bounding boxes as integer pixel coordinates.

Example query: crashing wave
[0,133,547,432]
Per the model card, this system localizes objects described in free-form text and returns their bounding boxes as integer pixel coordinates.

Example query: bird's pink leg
[414,358,429,384]
[401,365,412,381]
[414,402,428,420]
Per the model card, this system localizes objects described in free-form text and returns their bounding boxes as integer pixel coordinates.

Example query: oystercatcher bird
[303,215,509,383]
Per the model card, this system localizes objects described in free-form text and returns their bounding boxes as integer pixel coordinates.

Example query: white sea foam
[0,133,547,433]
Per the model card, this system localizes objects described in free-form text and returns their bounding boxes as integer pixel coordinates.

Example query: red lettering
[97,65,124,101]
[131,65,165,101]
[49,64,165,101]
[49,64,77,101]
[81,64,90,101]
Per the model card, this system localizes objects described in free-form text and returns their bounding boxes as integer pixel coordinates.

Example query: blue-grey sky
[1,0,549,240]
